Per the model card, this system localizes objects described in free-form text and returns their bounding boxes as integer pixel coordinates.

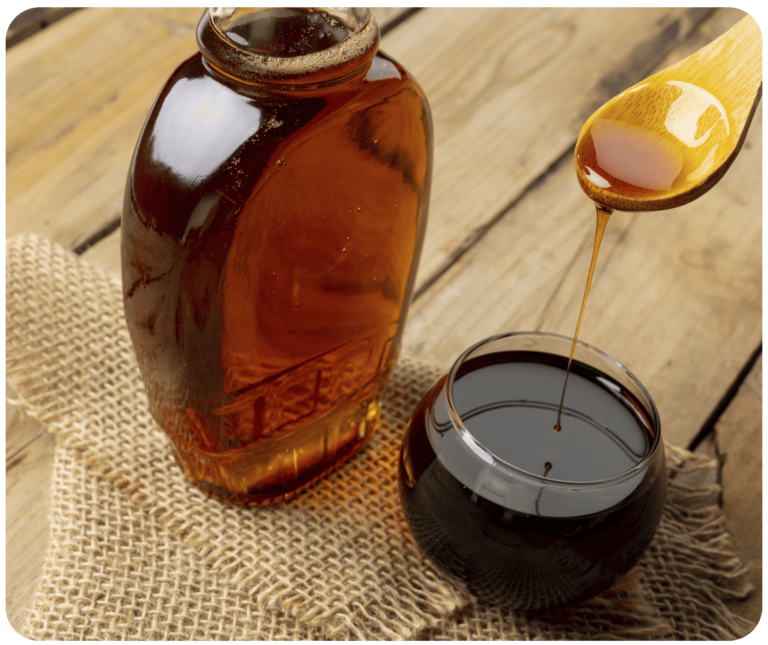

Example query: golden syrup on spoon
[575,78,735,211]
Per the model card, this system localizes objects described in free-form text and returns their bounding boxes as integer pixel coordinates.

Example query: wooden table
[6,7,761,634]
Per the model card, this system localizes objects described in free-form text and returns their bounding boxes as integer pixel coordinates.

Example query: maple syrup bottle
[122,8,433,505]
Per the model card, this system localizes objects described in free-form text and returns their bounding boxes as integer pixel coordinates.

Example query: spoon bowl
[575,15,761,212]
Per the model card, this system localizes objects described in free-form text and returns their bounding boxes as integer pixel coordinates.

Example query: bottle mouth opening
[444,332,662,490]
[198,8,379,87]
[210,8,370,58]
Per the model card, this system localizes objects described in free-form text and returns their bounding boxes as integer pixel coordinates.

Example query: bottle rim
[443,331,663,490]
[197,8,380,87]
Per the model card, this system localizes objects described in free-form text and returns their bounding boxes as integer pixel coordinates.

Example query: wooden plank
[6,8,707,261]
[382,7,710,291]
[688,8,750,48]
[80,228,122,275]
[6,8,80,48]
[373,7,412,32]
[6,431,56,635]
[6,383,47,460]
[4,8,412,252]
[6,8,205,249]
[697,355,762,625]
[400,87,760,450]
[6,383,53,636]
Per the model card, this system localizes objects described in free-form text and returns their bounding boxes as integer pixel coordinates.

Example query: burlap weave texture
[6,234,756,640]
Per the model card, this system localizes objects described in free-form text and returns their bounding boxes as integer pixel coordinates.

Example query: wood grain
[648,9,747,77]
[6,431,56,634]
[6,8,205,250]
[79,8,710,280]
[80,228,122,275]
[382,7,710,290]
[5,7,410,252]
[398,5,747,365]
[398,6,758,445]
[372,7,412,32]
[6,7,80,47]
[6,7,706,266]
[698,355,762,625]
[6,383,47,460]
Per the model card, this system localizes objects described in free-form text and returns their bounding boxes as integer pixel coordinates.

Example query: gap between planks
[694,355,762,626]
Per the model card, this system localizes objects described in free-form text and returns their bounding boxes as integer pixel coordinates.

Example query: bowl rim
[444,331,663,489]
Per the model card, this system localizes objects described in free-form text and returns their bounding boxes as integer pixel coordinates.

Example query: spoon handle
[663,15,761,136]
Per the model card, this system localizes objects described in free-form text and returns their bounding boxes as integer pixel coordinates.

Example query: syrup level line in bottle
[554,205,613,432]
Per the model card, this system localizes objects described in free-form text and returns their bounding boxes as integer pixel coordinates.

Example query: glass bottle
[121,7,433,505]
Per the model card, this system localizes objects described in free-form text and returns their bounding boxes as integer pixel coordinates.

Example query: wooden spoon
[574,15,761,212]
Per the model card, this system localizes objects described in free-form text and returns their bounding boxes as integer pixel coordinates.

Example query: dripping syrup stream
[554,205,613,432]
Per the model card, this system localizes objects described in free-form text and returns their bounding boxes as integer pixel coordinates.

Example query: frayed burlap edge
[6,233,757,640]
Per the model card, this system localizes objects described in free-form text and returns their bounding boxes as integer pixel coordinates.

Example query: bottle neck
[196,8,380,89]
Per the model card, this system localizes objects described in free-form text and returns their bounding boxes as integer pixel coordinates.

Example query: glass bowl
[398,332,666,610]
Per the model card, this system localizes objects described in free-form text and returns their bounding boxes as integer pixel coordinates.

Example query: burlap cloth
[6,234,756,640]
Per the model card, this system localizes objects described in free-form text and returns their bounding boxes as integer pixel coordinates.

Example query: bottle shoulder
[136,50,429,169]
[126,49,433,235]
